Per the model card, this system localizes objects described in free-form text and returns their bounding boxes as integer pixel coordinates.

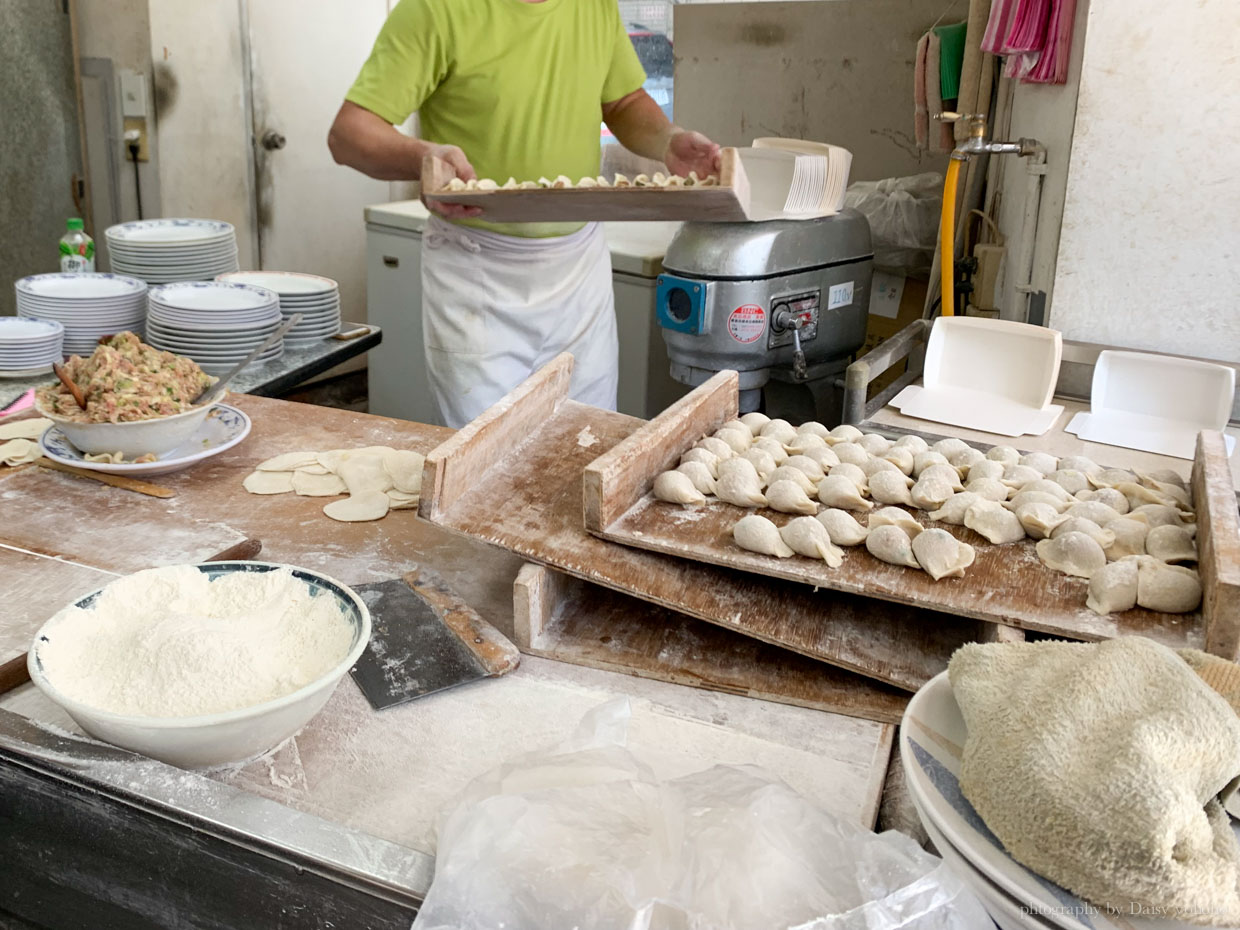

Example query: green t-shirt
[346,0,647,237]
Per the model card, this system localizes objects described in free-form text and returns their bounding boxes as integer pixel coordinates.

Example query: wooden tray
[421,147,751,223]
[513,562,909,725]
[417,353,989,699]
[584,373,1238,656]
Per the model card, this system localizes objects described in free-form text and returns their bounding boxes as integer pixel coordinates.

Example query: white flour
[38,565,355,717]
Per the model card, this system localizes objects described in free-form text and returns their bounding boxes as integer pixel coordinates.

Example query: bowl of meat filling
[34,331,221,458]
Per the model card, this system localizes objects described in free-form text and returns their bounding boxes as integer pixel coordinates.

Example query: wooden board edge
[419,353,574,522]
[403,564,521,676]
[583,370,739,531]
[512,561,575,650]
[1194,430,1240,660]
[862,725,897,830]
[420,153,455,196]
[720,146,751,218]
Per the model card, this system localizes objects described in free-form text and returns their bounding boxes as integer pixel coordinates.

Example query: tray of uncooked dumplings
[420,148,751,223]
[583,372,1239,648]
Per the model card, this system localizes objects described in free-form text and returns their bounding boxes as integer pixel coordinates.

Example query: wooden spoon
[52,362,87,410]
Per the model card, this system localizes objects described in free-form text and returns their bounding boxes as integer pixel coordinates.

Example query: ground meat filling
[37,331,215,424]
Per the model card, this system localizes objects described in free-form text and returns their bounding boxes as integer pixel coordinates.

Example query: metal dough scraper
[349,565,520,711]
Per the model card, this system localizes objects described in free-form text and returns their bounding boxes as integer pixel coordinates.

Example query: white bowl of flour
[28,561,370,768]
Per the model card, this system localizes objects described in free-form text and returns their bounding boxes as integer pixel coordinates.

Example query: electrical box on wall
[119,70,150,162]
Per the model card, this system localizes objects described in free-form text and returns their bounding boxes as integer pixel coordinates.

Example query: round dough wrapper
[739,412,771,435]
[243,470,294,494]
[1104,518,1150,560]
[292,471,347,497]
[653,470,706,507]
[869,470,915,506]
[928,491,982,526]
[1035,531,1107,578]
[965,477,1010,503]
[0,418,52,441]
[382,449,425,494]
[733,514,794,558]
[714,427,752,454]
[783,455,826,482]
[716,472,767,508]
[985,445,1020,465]
[892,434,929,455]
[817,475,873,511]
[831,443,869,467]
[324,490,391,523]
[0,438,41,466]
[786,433,828,456]
[1145,524,1197,563]
[931,437,971,459]
[866,524,920,569]
[1014,502,1069,540]
[337,454,394,496]
[797,420,831,439]
[1050,517,1115,550]
[817,508,869,546]
[758,419,798,446]
[868,506,923,538]
[779,516,843,566]
[696,437,735,461]
[676,461,717,496]
[913,451,951,477]
[1135,557,1201,613]
[765,479,818,515]
[857,433,891,455]
[718,456,762,485]
[386,489,420,510]
[964,500,1026,545]
[256,451,321,472]
[911,476,958,512]
[752,437,789,464]
[741,447,778,481]
[767,465,817,495]
[1086,557,1139,615]
[828,462,868,492]
[826,424,863,444]
[911,528,975,581]
[1018,451,1059,476]
[803,446,840,471]
[882,446,915,476]
[681,447,721,478]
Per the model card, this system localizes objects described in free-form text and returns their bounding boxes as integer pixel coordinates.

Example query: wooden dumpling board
[512,562,909,724]
[421,146,751,223]
[418,353,989,701]
[584,372,1235,655]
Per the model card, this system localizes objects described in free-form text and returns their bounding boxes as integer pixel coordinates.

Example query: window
[602,2,674,145]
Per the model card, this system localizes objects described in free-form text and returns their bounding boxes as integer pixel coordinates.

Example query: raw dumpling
[949,447,986,473]
[831,442,869,467]
[1059,455,1101,476]
[1049,469,1091,496]
[1145,524,1197,563]
[1142,469,1187,489]
[797,420,831,438]
[766,479,818,515]
[1051,517,1115,550]
[866,524,921,569]
[869,469,916,506]
[869,506,924,538]
[611,173,631,188]
[803,446,841,471]
[741,447,778,481]
[882,446,916,476]
[1022,479,1074,503]
[786,432,828,456]
[653,470,706,507]
[1089,467,1139,488]
[718,456,762,484]
[780,516,844,566]
[965,459,1005,483]
[1014,502,1068,540]
[913,450,951,477]
[719,417,751,437]
[827,462,868,492]
[1018,451,1059,476]
[681,447,721,478]
[964,500,1026,545]
[518,180,541,190]
[715,470,767,508]
[476,178,499,191]
[985,445,1020,465]
[1104,517,1150,560]
[1035,531,1107,578]
[752,437,789,464]
[1006,490,1070,514]
[826,424,863,444]
[445,177,468,192]
[910,475,958,511]
[1128,503,1192,529]
[857,433,891,455]
[817,508,869,546]
[783,455,827,482]
[920,463,965,492]
[1115,481,1189,511]
[676,461,717,496]
[1135,557,1202,612]
[714,427,752,454]
[739,412,771,435]
[1086,557,1139,615]
[932,437,971,458]
[817,475,873,511]
[912,528,976,581]
[1076,487,1130,514]
[928,491,981,525]
[759,418,798,446]
[632,173,653,187]
[860,456,901,478]
[892,434,930,455]
[965,478,1010,503]
[1001,464,1044,489]
[696,436,735,461]
[1064,500,1121,527]
[1140,474,1192,503]
[575,176,597,188]
[767,465,817,495]
[733,514,794,558]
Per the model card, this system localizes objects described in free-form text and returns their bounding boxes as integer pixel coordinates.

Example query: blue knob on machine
[656,274,708,335]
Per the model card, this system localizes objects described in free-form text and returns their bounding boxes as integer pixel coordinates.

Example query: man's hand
[421,143,483,219]
[664,130,721,179]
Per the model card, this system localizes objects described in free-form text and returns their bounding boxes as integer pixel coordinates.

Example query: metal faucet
[937,112,1043,159]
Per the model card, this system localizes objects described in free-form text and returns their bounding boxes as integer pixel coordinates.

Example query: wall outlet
[123,117,150,162]
[972,243,1005,312]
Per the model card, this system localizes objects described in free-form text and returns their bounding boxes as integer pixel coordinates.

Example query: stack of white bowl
[105,219,239,284]
[216,271,341,344]
[145,281,283,375]
[15,273,147,356]
[0,318,65,377]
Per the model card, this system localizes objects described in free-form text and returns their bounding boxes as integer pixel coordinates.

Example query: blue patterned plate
[38,403,251,477]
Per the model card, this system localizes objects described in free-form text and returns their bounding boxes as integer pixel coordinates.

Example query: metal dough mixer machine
[655,212,873,422]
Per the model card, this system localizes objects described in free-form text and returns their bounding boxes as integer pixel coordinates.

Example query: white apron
[420,215,618,428]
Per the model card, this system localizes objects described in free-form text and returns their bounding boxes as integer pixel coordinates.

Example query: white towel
[949,637,1240,926]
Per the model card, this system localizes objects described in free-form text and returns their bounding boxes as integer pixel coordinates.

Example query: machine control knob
[666,286,694,324]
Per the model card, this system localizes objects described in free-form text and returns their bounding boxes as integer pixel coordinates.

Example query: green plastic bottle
[59,218,95,273]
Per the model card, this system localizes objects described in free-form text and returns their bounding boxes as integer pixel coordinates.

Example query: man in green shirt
[329,0,720,427]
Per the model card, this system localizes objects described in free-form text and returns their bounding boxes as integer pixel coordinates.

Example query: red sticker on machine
[727,304,766,343]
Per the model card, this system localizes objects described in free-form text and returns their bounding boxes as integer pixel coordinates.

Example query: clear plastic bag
[844,173,944,277]
[412,699,990,930]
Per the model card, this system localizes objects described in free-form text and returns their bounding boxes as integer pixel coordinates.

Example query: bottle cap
[67,218,84,231]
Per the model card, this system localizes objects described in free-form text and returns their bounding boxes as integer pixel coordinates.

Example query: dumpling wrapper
[292,471,347,497]
[911,475,958,512]
[817,508,869,546]
[653,470,705,507]
[985,445,1020,465]
[501,177,519,190]
[780,516,844,566]
[733,514,794,558]
[786,432,829,456]
[382,449,425,494]
[257,450,321,472]
[1129,503,1192,529]
[243,470,294,494]
[681,447,721,478]
[1065,500,1121,527]
[920,463,965,492]
[386,488,420,510]
[718,456,761,485]
[860,456,903,478]
[739,412,771,434]
[783,454,826,482]
[1018,451,1059,476]
[882,446,916,476]
[928,491,982,526]
[1059,455,1101,476]
[803,446,841,471]
[869,469,915,506]
[964,500,1025,545]
[1001,464,1044,489]
[446,177,468,192]
[949,447,986,473]
[1086,556,1139,615]
[0,418,52,440]
[766,479,818,515]
[826,424,863,444]
[931,437,971,459]
[1049,469,1092,496]
[1077,487,1130,514]
[741,447,778,481]
[912,528,976,581]
[913,451,951,477]
[716,471,767,508]
[866,524,920,569]
[817,475,872,511]
[965,477,1010,503]
[797,421,831,439]
[1050,517,1115,550]
[829,462,868,493]
[337,455,394,496]
[1035,531,1107,578]
[0,438,41,466]
[868,506,923,538]
[767,465,817,495]
[695,436,735,461]
[1104,517,1150,560]
[1014,502,1069,540]
[892,434,929,455]
[1145,524,1197,563]
[965,459,1005,484]
[676,461,717,496]
[857,433,891,455]
[831,443,869,467]
[1006,490,1070,514]
[714,427,752,454]
[1135,557,1202,612]
[324,491,390,523]
[752,437,789,464]
[759,419,799,446]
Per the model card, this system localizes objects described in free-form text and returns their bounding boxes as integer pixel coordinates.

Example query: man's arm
[328,102,480,217]
[601,89,721,178]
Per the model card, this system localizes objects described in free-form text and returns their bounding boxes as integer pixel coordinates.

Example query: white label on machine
[868,272,904,319]
[828,281,855,310]
[727,304,766,343]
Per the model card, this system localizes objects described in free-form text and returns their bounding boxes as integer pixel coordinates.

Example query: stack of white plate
[0,318,65,377]
[15,273,147,356]
[105,219,239,284]
[146,281,283,375]
[901,672,1213,930]
[216,271,341,343]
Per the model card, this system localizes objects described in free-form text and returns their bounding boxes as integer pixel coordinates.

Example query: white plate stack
[216,271,341,343]
[105,219,239,284]
[15,273,148,356]
[146,281,283,375]
[0,318,65,377]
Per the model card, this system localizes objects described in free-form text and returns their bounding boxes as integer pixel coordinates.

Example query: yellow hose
[940,156,964,317]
